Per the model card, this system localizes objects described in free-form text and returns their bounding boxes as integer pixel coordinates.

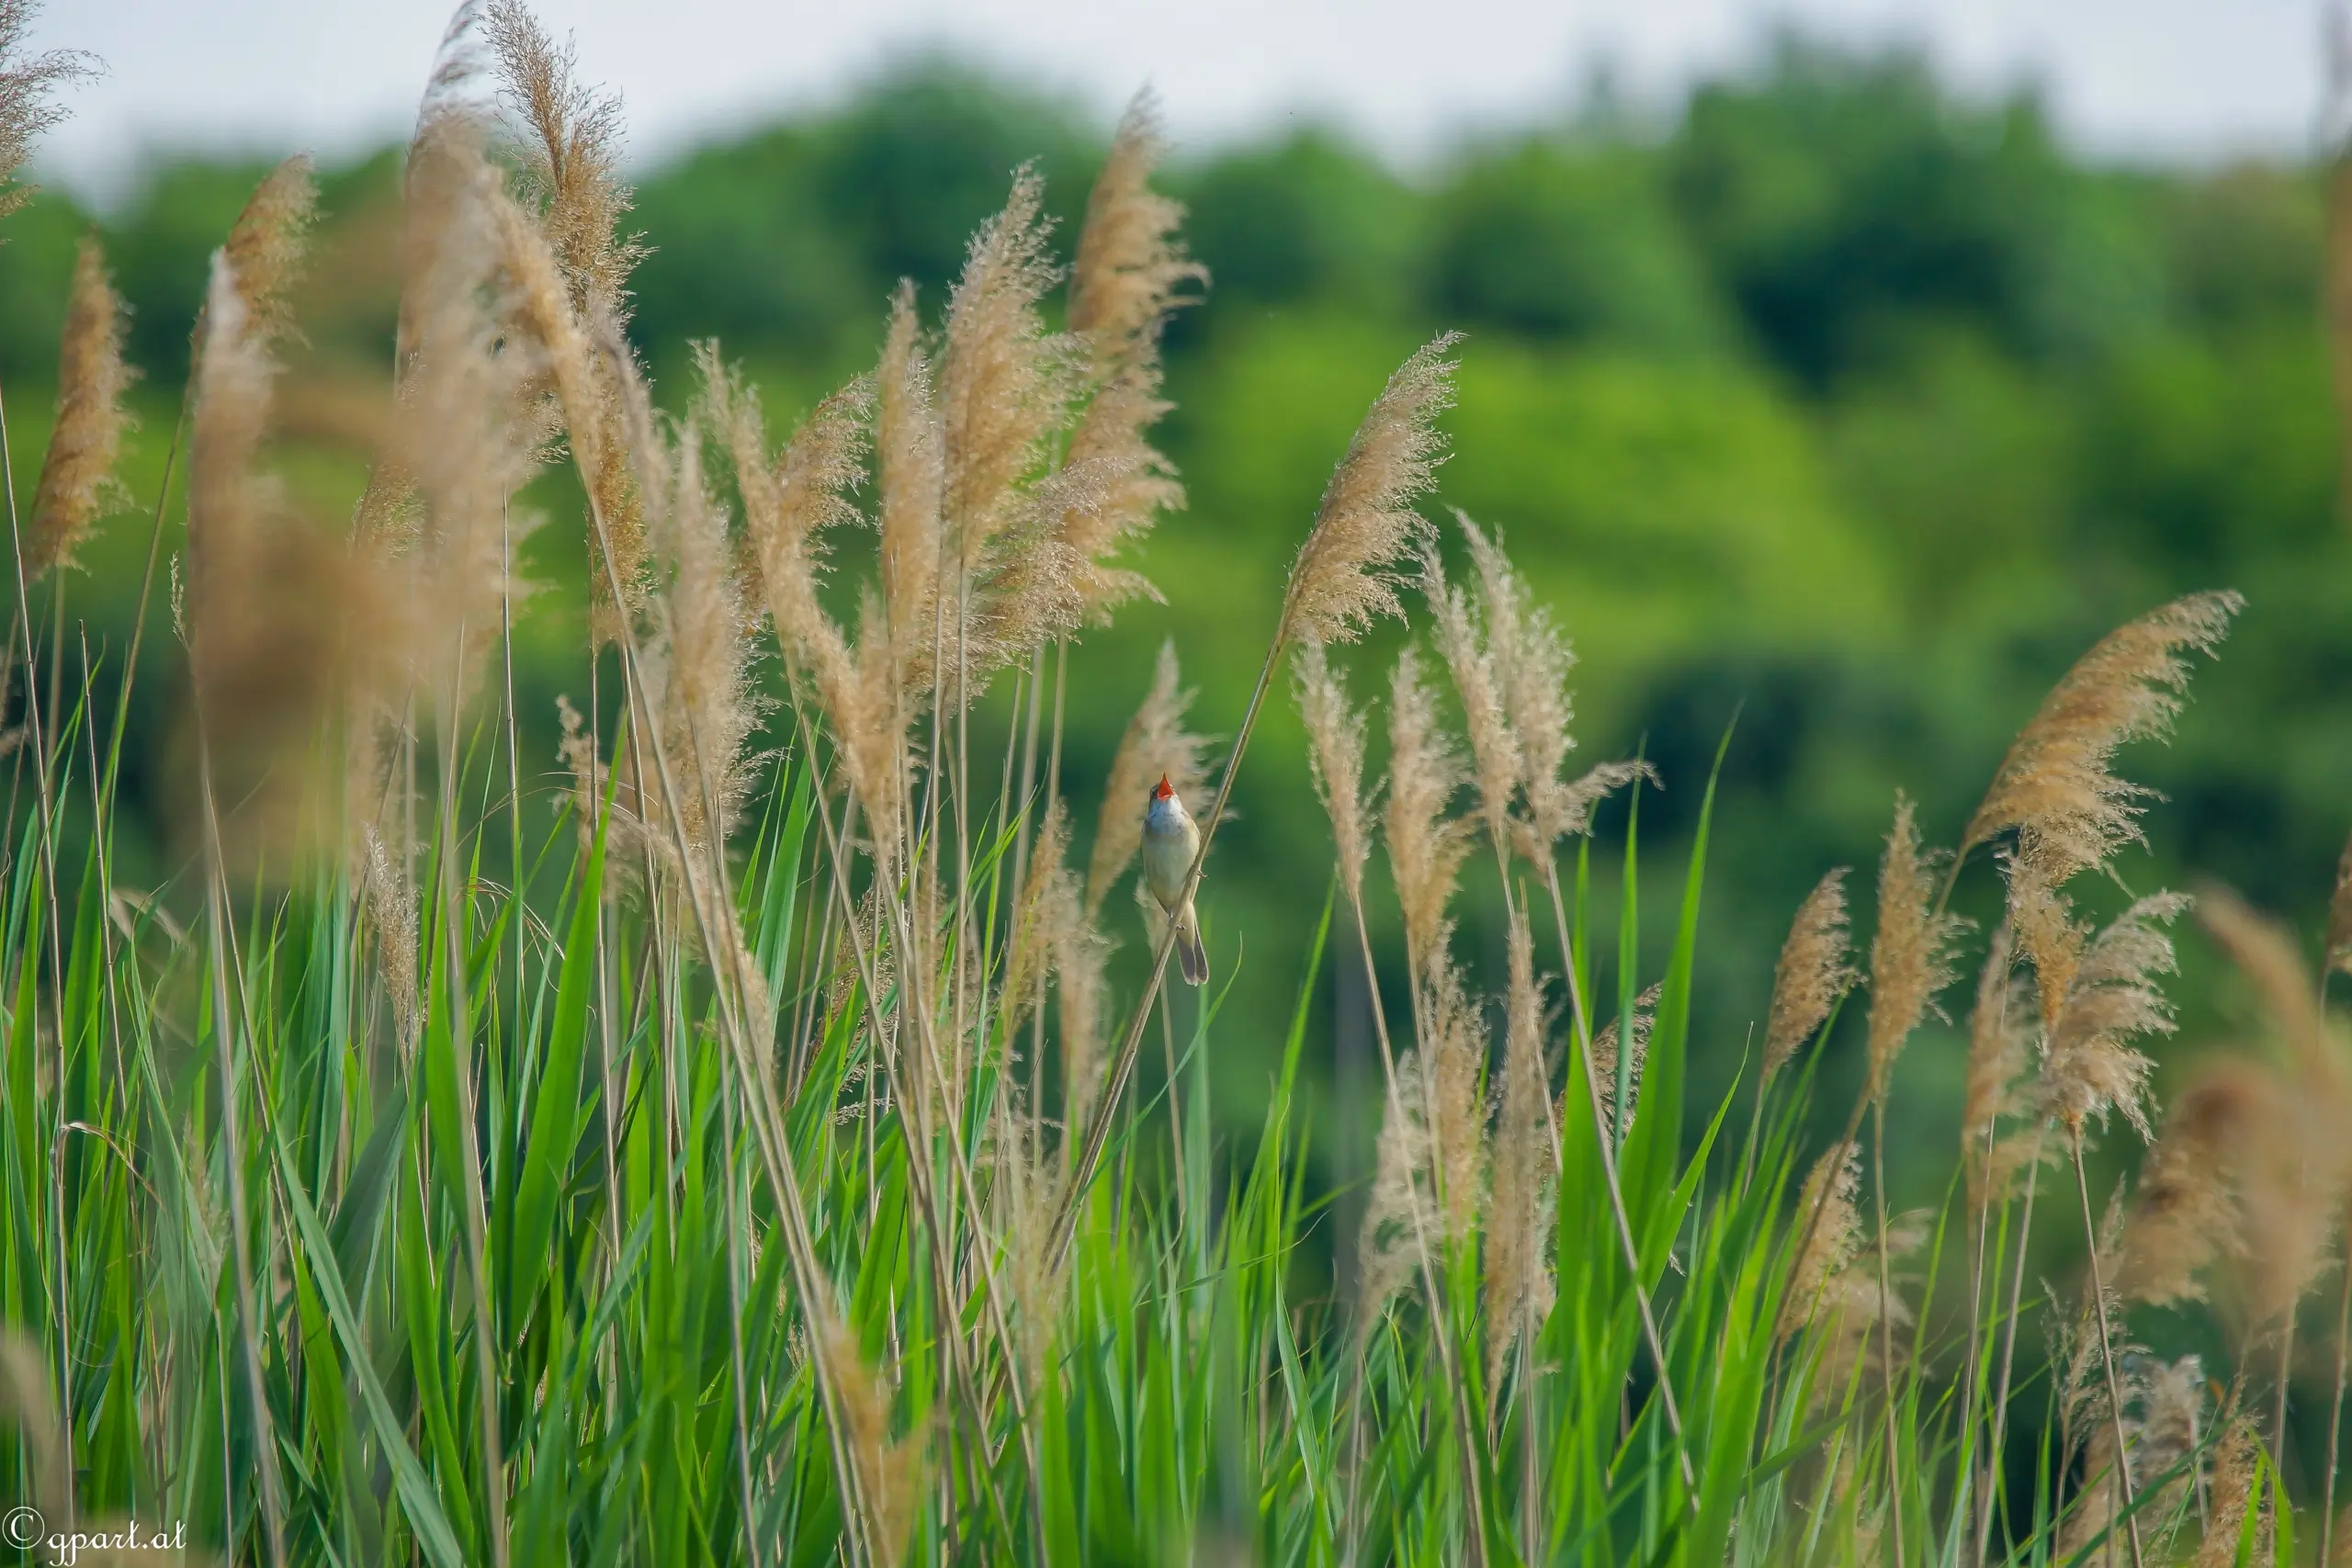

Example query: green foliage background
[4,32,2346,1215]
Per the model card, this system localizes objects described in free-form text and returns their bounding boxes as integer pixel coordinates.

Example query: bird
[1141,773,1209,985]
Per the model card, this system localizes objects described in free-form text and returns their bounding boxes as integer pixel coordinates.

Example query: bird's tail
[1174,902,1208,986]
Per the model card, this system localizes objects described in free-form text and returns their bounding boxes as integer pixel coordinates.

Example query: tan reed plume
[389,113,546,716]
[1355,1053,1434,1334]
[2193,1416,2271,1568]
[1961,591,2242,886]
[1485,906,1555,1387]
[1058,89,1204,621]
[27,237,134,581]
[2037,890,2190,1142]
[220,156,318,354]
[1422,537,1520,855]
[490,142,648,631]
[1384,643,1475,973]
[1451,515,1651,861]
[0,1,95,223]
[933,168,1088,676]
[1421,945,1487,1242]
[702,353,915,866]
[2196,888,2352,1325]
[482,0,644,327]
[1763,868,1858,1079]
[656,423,768,853]
[2116,1065,2261,1307]
[1006,802,1112,1134]
[1590,981,1662,1139]
[2060,1349,2192,1568]
[1959,922,2040,1211]
[2329,827,2352,980]
[1863,793,1965,1106]
[1780,1143,1863,1343]
[813,1304,927,1568]
[1294,639,1374,907]
[876,284,944,688]
[1086,638,1210,914]
[1280,334,1460,648]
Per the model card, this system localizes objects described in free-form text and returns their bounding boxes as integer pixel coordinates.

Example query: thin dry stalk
[1763,868,1858,1081]
[1086,639,1209,914]
[27,238,134,580]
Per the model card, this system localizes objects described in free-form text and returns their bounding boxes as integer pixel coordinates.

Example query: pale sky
[27,0,2332,202]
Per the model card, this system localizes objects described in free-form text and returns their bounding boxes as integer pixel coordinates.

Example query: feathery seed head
[1422,944,1487,1241]
[1780,1143,1863,1344]
[1421,536,1521,854]
[813,1305,926,1568]
[1960,922,2041,1209]
[2117,1063,2262,1307]
[1293,639,1374,907]
[1484,905,1556,1387]
[1356,1054,1433,1336]
[1863,793,1966,1106]
[1281,335,1459,647]
[1764,868,1858,1079]
[220,155,318,354]
[2328,827,2352,980]
[1962,591,2242,886]
[482,0,644,327]
[1384,643,1475,969]
[1058,89,1204,622]
[877,282,944,693]
[1087,640,1209,914]
[0,1,97,224]
[27,237,135,580]
[2040,891,2191,1141]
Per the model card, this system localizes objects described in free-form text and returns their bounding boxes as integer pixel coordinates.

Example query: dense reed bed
[2,6,2348,1564]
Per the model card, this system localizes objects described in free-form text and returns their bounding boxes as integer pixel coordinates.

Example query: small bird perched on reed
[1141,773,1208,984]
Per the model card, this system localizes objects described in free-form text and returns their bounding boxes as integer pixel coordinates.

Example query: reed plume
[1087,639,1210,914]
[1781,1143,1863,1343]
[1450,513,1650,863]
[939,168,1084,674]
[1863,794,1964,1106]
[26,237,133,580]
[1007,798,1111,1132]
[1961,592,2241,886]
[1422,945,1487,1241]
[221,155,318,354]
[654,424,767,854]
[1485,906,1555,1387]
[1356,1055,1434,1333]
[1059,89,1204,620]
[1959,923,2040,1210]
[1294,639,1374,908]
[0,0,95,222]
[2195,1416,2272,1568]
[704,353,913,867]
[2038,891,2190,1141]
[2197,890,2352,1326]
[2117,1064,2261,1307]
[1422,537,1520,855]
[1763,868,1858,1079]
[877,284,944,694]
[814,1305,927,1568]
[1590,981,1661,1139]
[482,0,644,328]
[1384,644,1474,972]
[1280,335,1459,648]
[390,113,545,716]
